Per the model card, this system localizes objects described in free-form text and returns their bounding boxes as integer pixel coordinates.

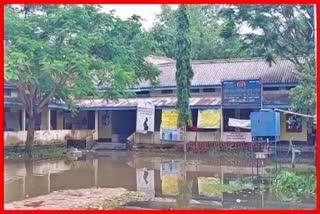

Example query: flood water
[4,151,316,210]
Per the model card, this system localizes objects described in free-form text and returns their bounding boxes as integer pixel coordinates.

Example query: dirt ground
[4,187,130,210]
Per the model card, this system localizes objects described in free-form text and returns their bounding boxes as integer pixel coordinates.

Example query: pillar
[95,111,99,139]
[220,107,224,141]
[48,108,51,131]
[22,108,26,131]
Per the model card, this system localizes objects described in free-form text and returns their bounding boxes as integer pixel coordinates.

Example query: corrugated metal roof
[74,97,221,109]
[138,58,304,88]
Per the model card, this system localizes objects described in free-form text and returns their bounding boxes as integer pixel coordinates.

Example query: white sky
[101,4,179,30]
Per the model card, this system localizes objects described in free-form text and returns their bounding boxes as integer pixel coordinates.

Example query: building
[4,57,313,149]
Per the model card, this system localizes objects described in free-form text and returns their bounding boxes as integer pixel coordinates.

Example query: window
[285,86,295,90]
[4,89,11,96]
[239,109,252,132]
[286,115,302,132]
[203,88,215,93]
[161,89,173,94]
[4,107,10,112]
[223,109,235,132]
[191,89,200,93]
[263,87,279,91]
[136,91,150,97]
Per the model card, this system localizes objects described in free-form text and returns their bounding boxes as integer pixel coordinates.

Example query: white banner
[136,168,155,199]
[222,132,252,142]
[136,100,155,133]
[228,118,251,129]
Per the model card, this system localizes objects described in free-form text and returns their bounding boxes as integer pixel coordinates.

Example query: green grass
[4,145,66,160]
[102,192,146,210]
[271,169,316,201]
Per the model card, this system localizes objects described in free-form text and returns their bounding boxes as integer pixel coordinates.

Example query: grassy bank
[78,192,146,210]
[4,145,66,161]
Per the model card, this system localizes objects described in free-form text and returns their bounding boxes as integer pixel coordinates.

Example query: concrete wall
[279,113,307,141]
[4,129,97,146]
[134,131,221,144]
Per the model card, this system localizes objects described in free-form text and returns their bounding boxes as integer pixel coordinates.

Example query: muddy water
[4,151,316,210]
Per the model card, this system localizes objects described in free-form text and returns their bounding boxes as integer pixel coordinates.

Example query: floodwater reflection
[4,151,316,210]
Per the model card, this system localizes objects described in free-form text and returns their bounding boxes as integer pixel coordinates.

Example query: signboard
[222,79,261,107]
[136,168,155,199]
[160,110,183,141]
[160,162,183,195]
[197,109,221,129]
[136,100,155,133]
[160,161,183,178]
[161,110,178,128]
[222,132,252,142]
[160,126,184,141]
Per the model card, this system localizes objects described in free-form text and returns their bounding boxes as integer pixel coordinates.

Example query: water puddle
[4,151,316,210]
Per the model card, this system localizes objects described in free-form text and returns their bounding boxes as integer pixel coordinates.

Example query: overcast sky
[101,4,176,30]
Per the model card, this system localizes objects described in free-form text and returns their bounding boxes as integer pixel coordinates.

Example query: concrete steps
[92,142,127,150]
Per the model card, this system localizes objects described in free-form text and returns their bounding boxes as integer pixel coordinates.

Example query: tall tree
[175,5,193,152]
[219,4,316,115]
[151,4,249,60]
[4,5,159,157]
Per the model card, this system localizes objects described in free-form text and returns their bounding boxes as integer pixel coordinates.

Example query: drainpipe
[95,111,99,140]
[48,108,51,131]
[22,108,26,131]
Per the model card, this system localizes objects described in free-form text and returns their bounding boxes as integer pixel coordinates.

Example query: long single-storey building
[4,56,314,149]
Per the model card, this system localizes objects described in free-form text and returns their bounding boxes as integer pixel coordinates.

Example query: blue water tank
[172,133,178,141]
[250,110,281,137]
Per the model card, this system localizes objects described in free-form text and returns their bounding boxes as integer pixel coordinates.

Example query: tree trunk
[25,114,35,158]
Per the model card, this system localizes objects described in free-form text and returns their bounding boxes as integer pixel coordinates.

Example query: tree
[4,5,159,157]
[175,5,193,153]
[151,4,249,60]
[219,4,316,114]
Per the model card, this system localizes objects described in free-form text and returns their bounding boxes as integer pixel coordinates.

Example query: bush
[272,170,316,200]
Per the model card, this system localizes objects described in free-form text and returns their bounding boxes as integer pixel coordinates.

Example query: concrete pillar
[220,107,223,141]
[22,108,26,131]
[48,108,51,131]
[95,111,99,139]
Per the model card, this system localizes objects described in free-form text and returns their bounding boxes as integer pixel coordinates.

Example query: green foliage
[4,145,65,160]
[4,4,159,113]
[175,5,193,128]
[271,170,316,200]
[289,81,316,115]
[4,4,159,151]
[151,5,249,60]
[219,4,316,114]
[198,177,240,197]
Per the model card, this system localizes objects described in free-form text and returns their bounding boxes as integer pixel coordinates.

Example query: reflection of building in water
[160,161,184,196]
[4,159,97,203]
[136,168,155,199]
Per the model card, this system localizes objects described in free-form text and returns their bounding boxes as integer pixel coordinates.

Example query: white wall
[4,129,97,146]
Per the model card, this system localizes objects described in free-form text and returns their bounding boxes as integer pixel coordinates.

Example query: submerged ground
[4,150,316,210]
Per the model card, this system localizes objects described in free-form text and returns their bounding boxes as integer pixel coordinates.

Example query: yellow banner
[197,109,221,128]
[161,110,178,128]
